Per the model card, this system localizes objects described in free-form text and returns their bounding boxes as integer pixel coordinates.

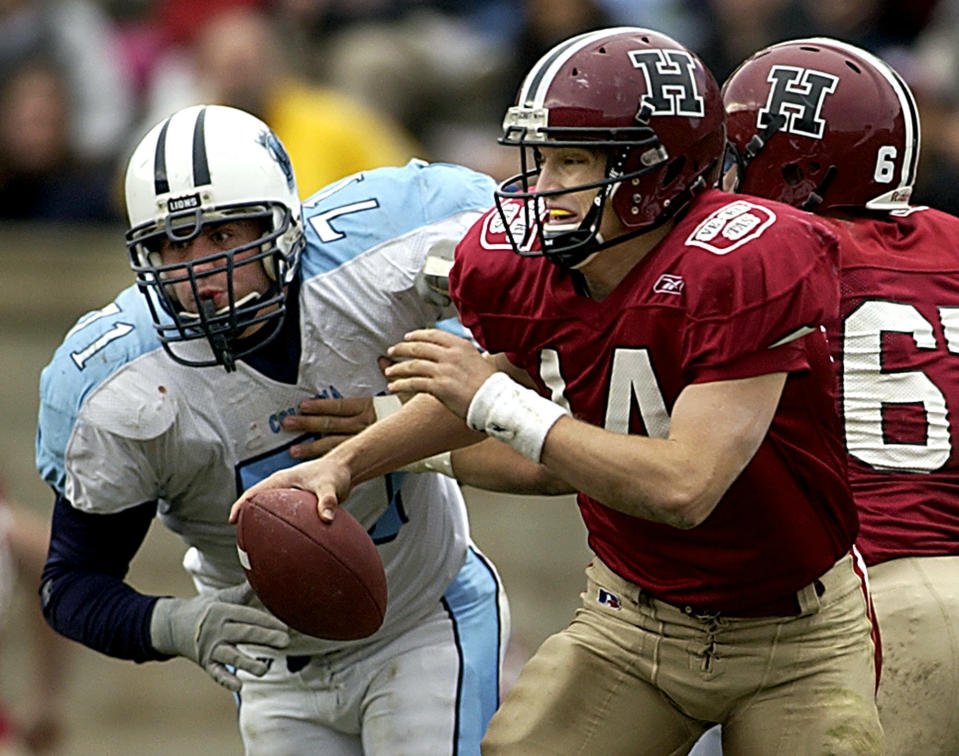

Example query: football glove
[149,582,290,691]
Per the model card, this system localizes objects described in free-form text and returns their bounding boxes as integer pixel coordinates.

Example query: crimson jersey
[450,189,857,613]
[828,207,959,566]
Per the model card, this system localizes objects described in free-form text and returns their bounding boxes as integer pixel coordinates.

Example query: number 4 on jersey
[539,347,671,439]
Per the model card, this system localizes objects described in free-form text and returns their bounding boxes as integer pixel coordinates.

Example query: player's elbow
[661,453,737,528]
[666,494,718,529]
[646,477,722,530]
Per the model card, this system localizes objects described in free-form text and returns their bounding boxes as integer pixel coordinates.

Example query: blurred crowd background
[1,0,958,753]
[3,0,959,223]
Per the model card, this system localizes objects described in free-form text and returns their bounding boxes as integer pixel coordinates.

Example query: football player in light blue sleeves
[36,104,508,755]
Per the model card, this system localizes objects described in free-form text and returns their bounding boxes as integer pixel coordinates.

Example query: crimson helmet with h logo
[494,26,725,268]
[721,37,920,212]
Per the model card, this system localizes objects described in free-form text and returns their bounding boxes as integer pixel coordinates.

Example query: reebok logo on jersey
[597,588,622,610]
[686,200,776,255]
[653,274,684,295]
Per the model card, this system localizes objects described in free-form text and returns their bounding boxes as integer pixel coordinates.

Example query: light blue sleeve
[298,160,496,279]
[36,286,161,494]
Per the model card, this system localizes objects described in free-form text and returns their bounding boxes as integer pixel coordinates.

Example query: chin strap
[545,168,712,272]
[179,291,266,372]
[800,165,838,211]
[744,114,786,165]
[201,299,236,372]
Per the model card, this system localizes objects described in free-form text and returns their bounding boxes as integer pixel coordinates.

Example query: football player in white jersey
[35,104,508,756]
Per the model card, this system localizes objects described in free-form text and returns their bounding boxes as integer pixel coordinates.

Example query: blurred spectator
[693,0,810,82]
[595,0,708,44]
[0,483,71,755]
[910,0,959,214]
[310,0,629,180]
[320,2,512,136]
[137,2,421,196]
[281,0,513,180]
[0,58,119,222]
[0,0,134,164]
[696,0,942,82]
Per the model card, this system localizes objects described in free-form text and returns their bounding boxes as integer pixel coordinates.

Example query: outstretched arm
[42,496,289,692]
[450,438,574,495]
[277,353,570,496]
[234,327,784,529]
[537,373,786,528]
[231,392,485,522]
[385,329,788,529]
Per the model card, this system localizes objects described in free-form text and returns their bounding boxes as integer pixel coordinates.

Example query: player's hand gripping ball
[235,488,388,640]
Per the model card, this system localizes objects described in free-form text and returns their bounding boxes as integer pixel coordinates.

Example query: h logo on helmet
[758,66,839,139]
[628,49,705,117]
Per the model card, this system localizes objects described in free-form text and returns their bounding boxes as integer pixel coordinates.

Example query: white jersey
[37,160,497,655]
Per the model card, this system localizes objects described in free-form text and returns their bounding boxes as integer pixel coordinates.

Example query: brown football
[236,487,387,640]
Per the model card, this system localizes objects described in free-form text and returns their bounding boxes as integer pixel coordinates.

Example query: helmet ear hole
[661,156,686,187]
[782,163,804,186]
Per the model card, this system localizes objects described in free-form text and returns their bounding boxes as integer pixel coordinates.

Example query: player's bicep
[45,495,156,576]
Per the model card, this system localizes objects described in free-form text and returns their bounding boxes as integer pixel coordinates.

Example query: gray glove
[149,582,290,692]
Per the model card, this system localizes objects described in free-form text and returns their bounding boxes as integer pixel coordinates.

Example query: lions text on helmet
[124,105,305,371]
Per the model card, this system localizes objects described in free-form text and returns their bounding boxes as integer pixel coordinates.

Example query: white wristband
[466,372,568,463]
[373,395,456,478]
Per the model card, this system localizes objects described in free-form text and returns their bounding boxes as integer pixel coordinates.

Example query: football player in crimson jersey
[234,27,883,754]
[723,37,959,755]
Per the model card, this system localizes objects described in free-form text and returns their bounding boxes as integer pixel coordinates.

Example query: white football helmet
[124,104,304,370]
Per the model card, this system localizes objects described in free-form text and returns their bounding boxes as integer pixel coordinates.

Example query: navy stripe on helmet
[153,117,171,195]
[192,107,211,186]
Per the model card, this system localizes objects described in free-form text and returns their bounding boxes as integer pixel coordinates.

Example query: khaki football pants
[870,555,959,756]
[483,553,882,755]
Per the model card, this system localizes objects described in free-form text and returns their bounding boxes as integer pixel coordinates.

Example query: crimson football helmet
[494,26,725,268]
[125,104,304,371]
[722,37,920,212]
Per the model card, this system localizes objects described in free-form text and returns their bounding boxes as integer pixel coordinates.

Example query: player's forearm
[333,393,484,486]
[41,496,165,662]
[537,375,782,527]
[540,416,720,528]
[451,438,574,495]
[41,562,163,662]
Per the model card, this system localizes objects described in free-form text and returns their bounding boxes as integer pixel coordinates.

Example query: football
[235,487,388,640]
